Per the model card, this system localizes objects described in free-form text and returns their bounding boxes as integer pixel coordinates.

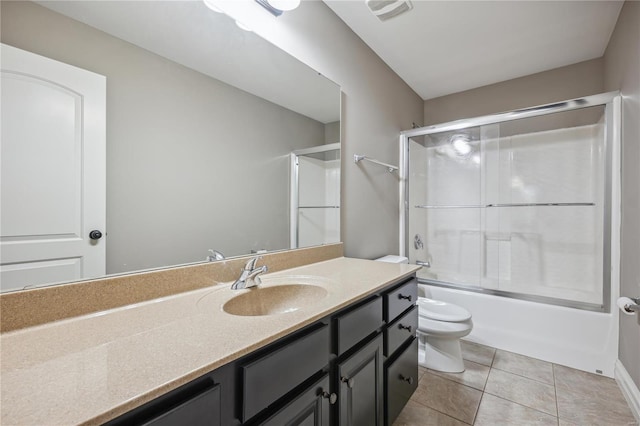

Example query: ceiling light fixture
[365,0,413,22]
[254,0,300,17]
[268,0,301,11]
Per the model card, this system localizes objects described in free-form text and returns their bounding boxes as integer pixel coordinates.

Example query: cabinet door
[338,334,383,426]
[260,375,332,426]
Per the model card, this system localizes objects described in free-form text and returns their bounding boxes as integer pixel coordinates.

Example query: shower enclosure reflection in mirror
[399,92,621,376]
[290,144,341,249]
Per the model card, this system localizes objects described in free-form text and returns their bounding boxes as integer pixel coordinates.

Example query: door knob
[89,230,103,240]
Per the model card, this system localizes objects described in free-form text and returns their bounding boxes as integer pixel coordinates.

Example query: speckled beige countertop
[0,257,420,426]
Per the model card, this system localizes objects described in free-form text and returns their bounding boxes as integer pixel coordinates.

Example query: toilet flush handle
[416,260,431,268]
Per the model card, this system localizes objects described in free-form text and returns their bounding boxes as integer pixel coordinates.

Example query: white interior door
[1,43,106,292]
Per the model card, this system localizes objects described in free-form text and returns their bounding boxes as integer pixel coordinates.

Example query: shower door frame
[399,91,621,312]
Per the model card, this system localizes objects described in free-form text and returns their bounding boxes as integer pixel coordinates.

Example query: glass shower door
[407,126,488,288]
[405,103,608,310]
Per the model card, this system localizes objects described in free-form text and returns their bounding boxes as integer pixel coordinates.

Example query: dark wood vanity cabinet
[106,275,418,426]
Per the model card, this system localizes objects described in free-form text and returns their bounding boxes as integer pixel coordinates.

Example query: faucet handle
[244,255,262,271]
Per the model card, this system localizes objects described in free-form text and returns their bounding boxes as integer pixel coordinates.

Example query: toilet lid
[417,297,472,322]
[418,316,472,337]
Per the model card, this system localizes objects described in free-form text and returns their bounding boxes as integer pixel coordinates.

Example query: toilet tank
[375,255,409,264]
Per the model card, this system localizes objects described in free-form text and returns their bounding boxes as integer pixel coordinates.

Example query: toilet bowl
[417,297,473,373]
[373,255,473,373]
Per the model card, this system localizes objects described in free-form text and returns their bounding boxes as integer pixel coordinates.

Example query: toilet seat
[417,297,472,322]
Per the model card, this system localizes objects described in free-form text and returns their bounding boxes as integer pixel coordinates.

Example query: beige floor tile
[427,360,490,391]
[393,399,469,426]
[460,340,496,367]
[556,385,637,425]
[411,372,482,424]
[474,393,558,426]
[554,364,637,425]
[554,364,621,398]
[492,349,554,385]
[484,368,557,416]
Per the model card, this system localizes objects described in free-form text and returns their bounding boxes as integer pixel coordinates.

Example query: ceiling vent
[365,0,413,21]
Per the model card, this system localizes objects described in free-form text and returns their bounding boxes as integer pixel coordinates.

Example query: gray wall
[324,121,341,145]
[604,0,640,390]
[1,1,325,274]
[423,58,604,125]
[244,2,425,259]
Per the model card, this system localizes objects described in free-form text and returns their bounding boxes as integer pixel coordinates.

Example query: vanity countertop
[0,257,420,426]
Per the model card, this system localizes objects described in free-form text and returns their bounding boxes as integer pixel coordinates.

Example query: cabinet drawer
[242,324,330,422]
[335,296,383,356]
[385,278,417,322]
[142,384,221,426]
[384,305,418,357]
[385,338,418,426]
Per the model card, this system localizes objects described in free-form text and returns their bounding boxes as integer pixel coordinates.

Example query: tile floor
[394,340,638,426]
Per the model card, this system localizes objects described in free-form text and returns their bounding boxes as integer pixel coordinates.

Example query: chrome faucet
[231,256,268,289]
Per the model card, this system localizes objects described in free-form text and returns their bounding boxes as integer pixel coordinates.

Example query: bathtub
[420,283,620,377]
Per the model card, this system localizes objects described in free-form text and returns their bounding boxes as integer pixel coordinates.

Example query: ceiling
[325,1,624,100]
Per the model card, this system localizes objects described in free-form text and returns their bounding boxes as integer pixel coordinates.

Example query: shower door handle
[416,260,431,268]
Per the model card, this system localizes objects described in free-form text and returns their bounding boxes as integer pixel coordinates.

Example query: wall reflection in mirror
[0,1,341,292]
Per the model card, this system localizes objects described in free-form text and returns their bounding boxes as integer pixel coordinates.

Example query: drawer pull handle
[399,374,414,385]
[322,391,337,404]
[398,323,412,332]
[340,376,355,388]
[398,294,412,301]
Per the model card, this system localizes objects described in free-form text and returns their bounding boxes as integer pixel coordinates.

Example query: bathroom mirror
[0,1,341,292]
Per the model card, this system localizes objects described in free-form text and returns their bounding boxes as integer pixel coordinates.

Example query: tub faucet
[231,256,268,290]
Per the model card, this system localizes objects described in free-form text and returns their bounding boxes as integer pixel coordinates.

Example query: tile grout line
[472,389,486,425]
[552,363,561,426]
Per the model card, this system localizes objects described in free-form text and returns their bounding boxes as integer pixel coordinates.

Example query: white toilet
[416,297,473,373]
[375,255,473,373]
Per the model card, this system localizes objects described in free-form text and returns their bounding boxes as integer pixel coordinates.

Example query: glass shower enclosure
[400,92,620,312]
[290,143,340,249]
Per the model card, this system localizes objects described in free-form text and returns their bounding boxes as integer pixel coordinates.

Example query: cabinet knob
[340,376,355,388]
[399,374,414,385]
[322,391,337,405]
[89,230,103,240]
[399,323,412,333]
[398,293,412,301]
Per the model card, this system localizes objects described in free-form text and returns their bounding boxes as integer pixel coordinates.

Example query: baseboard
[615,359,640,423]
